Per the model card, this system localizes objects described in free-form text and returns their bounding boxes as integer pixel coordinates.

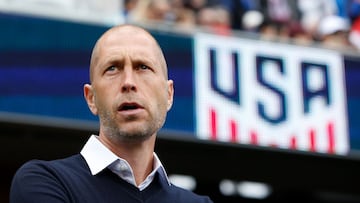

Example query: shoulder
[14,154,85,176]
[11,154,90,187]
[10,155,86,203]
[10,154,86,187]
[168,184,214,203]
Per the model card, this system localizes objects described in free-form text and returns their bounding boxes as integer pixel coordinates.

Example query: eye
[105,65,117,73]
[103,65,119,76]
[106,65,117,72]
[135,64,153,72]
[139,64,150,70]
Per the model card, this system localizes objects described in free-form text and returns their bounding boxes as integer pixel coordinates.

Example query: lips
[118,102,143,111]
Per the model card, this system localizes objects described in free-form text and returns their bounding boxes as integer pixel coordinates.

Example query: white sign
[194,33,349,155]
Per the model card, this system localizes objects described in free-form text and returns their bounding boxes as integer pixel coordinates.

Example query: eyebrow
[100,55,159,70]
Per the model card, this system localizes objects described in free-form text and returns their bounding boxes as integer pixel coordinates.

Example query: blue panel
[1,13,360,151]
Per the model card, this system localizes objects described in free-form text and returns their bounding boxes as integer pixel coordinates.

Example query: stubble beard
[98,108,165,143]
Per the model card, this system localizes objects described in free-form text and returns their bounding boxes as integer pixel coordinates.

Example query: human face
[84,26,174,143]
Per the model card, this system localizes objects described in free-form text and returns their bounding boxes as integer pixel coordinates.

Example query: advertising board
[194,33,349,154]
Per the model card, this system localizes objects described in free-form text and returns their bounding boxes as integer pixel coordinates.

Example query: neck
[99,133,156,186]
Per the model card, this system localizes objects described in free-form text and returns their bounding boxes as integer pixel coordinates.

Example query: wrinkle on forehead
[89,25,167,83]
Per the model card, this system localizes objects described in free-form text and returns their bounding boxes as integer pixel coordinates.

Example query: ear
[84,84,98,115]
[166,80,174,111]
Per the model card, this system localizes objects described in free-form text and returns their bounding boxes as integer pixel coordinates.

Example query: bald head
[89,24,167,83]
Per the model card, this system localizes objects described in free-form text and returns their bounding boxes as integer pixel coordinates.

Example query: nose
[121,67,137,93]
[122,83,136,92]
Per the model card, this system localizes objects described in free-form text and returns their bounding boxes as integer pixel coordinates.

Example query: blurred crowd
[122,0,360,52]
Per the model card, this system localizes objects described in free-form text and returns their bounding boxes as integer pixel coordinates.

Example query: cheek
[155,88,170,112]
[145,83,166,107]
[94,88,113,111]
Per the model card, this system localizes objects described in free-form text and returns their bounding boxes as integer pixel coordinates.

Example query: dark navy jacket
[10,154,213,203]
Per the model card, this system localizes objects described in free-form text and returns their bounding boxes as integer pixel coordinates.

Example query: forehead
[89,26,167,81]
[100,29,159,56]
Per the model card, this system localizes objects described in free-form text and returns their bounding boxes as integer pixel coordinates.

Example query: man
[10,24,213,203]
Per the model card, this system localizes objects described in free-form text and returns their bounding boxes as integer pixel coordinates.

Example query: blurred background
[1,0,360,202]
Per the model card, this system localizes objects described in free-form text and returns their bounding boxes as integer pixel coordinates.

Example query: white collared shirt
[80,135,171,191]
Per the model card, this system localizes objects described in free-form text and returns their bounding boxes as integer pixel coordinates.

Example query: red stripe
[327,122,335,154]
[230,120,237,142]
[210,108,217,140]
[250,131,258,145]
[309,129,316,152]
[290,136,297,150]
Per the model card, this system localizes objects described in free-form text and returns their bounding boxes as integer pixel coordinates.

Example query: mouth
[118,102,144,111]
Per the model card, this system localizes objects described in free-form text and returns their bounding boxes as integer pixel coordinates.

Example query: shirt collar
[80,135,171,188]
[80,135,118,175]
